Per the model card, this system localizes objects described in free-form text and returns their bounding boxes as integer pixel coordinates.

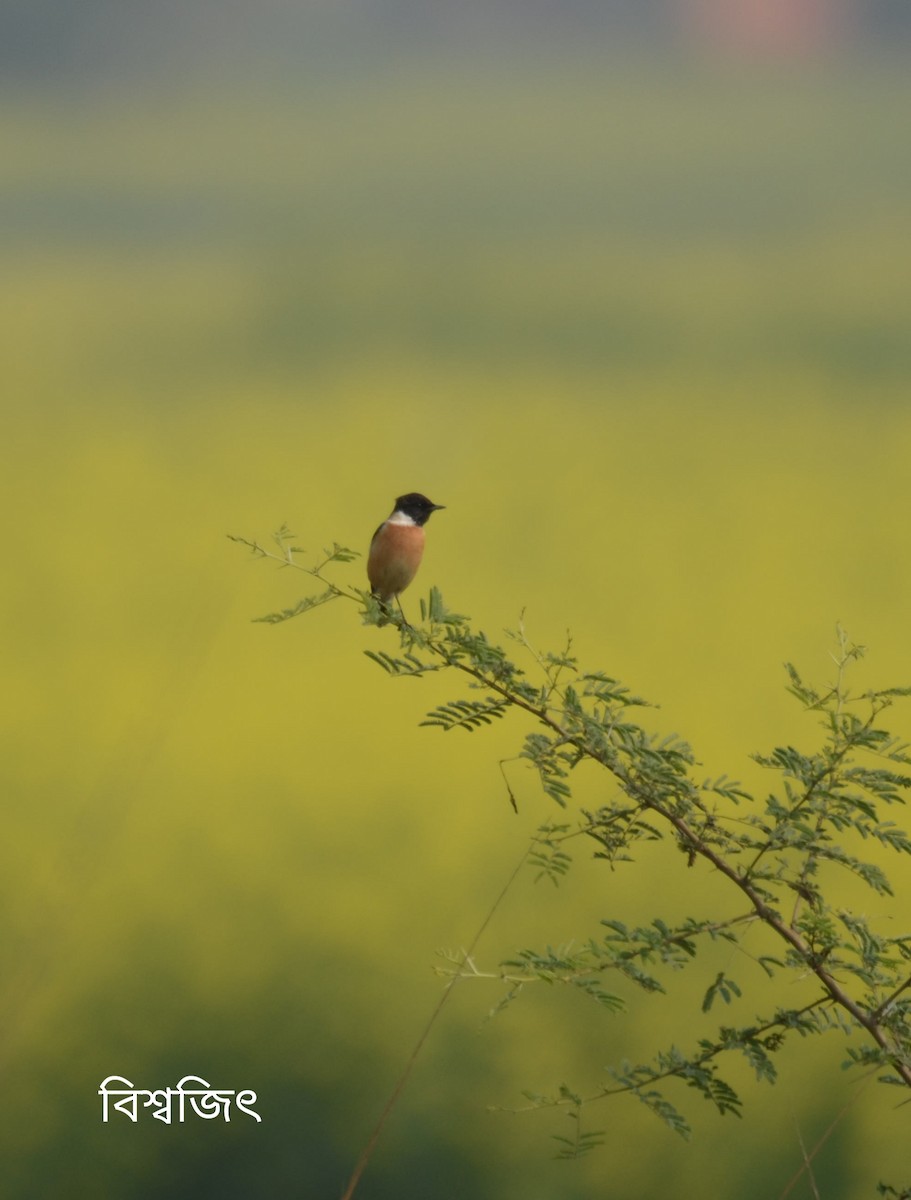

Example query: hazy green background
[2,7,911,1197]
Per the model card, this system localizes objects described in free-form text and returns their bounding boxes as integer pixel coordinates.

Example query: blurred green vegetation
[2,52,911,1198]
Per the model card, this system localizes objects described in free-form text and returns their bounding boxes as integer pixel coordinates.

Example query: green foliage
[421,697,511,733]
[549,1095,606,1161]
[234,537,911,1189]
[526,822,573,885]
[228,529,362,625]
[701,972,743,1013]
[363,649,437,678]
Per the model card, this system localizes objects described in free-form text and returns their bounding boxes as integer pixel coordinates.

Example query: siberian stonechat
[367,492,445,611]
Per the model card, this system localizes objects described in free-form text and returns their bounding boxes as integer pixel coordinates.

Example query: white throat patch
[387,511,417,526]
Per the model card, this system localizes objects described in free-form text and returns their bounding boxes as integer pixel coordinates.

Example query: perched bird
[367,492,445,610]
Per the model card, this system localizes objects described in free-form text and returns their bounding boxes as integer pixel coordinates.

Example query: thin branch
[790,1118,822,1200]
[503,998,835,1115]
[778,1069,879,1200]
[339,838,537,1200]
[872,973,911,1022]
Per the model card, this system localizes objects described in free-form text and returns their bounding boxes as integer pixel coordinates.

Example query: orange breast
[367,522,426,601]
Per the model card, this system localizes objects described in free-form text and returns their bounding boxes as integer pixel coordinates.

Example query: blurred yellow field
[2,48,910,1198]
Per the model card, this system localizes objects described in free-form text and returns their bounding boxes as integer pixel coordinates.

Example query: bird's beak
[432,504,446,511]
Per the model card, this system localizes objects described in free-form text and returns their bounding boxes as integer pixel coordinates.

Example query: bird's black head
[394,492,445,526]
